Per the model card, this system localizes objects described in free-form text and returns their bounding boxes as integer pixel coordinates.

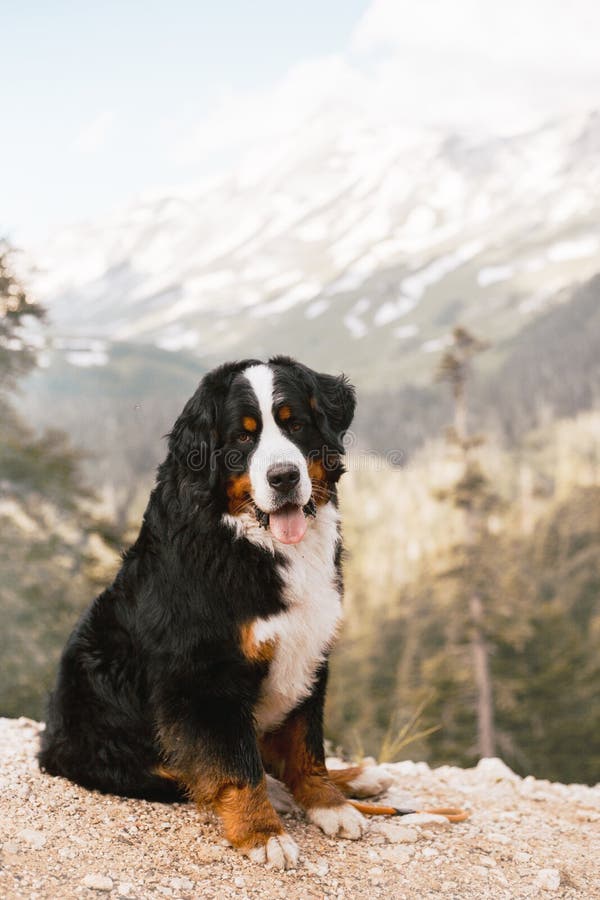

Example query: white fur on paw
[308,804,365,840]
[347,765,394,798]
[266,774,300,814]
[246,834,300,869]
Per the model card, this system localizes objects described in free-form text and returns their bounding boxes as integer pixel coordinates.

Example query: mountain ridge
[27,110,600,388]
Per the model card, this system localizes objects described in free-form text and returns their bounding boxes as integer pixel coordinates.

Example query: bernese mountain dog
[39,355,386,869]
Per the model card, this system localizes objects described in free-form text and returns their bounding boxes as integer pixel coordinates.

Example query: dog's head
[168,356,356,543]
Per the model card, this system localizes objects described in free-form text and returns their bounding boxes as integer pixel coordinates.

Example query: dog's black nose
[267,463,301,493]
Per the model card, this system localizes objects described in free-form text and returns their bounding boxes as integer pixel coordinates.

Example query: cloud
[73,110,116,155]
[348,0,600,133]
[170,56,367,167]
[166,0,600,180]
[352,0,600,69]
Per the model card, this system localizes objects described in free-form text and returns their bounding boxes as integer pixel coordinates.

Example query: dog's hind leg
[326,763,394,798]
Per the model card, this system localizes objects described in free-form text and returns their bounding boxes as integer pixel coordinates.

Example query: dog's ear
[270,356,356,454]
[310,370,356,453]
[168,381,219,486]
[168,361,255,485]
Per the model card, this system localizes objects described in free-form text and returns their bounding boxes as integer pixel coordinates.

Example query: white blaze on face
[244,364,312,514]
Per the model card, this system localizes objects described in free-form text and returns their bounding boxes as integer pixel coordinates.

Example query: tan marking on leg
[214,778,284,851]
[156,725,230,805]
[157,728,284,850]
[261,715,345,811]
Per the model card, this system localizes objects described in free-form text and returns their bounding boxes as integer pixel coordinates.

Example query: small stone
[195,843,225,863]
[368,866,384,884]
[478,855,497,867]
[486,831,511,845]
[576,809,600,822]
[305,858,329,877]
[372,823,420,843]
[399,813,451,827]
[379,846,414,866]
[535,868,561,891]
[117,884,133,897]
[17,828,46,849]
[472,865,490,877]
[169,876,194,891]
[82,873,114,892]
[514,851,532,863]
[233,876,245,888]
[2,841,20,855]
[475,757,520,782]
[421,847,438,858]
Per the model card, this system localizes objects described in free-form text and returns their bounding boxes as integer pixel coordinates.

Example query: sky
[3,0,600,244]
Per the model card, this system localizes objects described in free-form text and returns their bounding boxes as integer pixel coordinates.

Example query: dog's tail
[328,765,469,823]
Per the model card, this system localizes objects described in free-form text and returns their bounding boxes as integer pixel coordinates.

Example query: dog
[39,356,390,869]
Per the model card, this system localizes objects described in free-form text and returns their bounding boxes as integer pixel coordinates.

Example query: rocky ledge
[1,718,599,899]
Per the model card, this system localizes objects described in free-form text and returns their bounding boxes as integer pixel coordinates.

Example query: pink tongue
[269,505,308,544]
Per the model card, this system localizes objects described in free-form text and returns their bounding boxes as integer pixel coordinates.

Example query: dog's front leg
[156,691,298,869]
[260,665,366,840]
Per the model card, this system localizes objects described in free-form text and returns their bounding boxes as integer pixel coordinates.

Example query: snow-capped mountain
[30,110,600,389]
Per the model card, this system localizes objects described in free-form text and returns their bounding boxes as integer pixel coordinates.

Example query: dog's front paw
[307,803,365,839]
[245,833,300,869]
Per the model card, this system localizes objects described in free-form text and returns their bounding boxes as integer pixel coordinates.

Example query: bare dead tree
[436,326,496,759]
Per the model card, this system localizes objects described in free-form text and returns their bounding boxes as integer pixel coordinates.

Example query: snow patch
[251,281,321,317]
[155,327,200,351]
[374,297,417,327]
[343,298,370,339]
[402,240,483,301]
[477,265,514,286]
[546,235,599,262]
[296,220,330,242]
[394,324,419,340]
[65,350,109,367]
[422,335,452,353]
[305,299,330,319]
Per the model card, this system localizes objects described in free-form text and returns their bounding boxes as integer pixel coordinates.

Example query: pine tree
[0,241,45,395]
[435,326,498,759]
[0,240,120,718]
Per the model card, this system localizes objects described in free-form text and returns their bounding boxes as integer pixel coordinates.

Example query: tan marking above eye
[243,416,257,432]
[278,406,292,421]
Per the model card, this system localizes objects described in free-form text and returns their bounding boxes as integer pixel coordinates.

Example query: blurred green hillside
[329,410,600,784]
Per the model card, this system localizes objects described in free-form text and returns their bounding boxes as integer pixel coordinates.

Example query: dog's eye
[289,421,303,433]
[237,432,255,444]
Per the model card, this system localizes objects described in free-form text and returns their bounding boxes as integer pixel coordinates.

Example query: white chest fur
[224,502,343,733]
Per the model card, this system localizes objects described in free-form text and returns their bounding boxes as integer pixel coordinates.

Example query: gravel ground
[1,718,599,900]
